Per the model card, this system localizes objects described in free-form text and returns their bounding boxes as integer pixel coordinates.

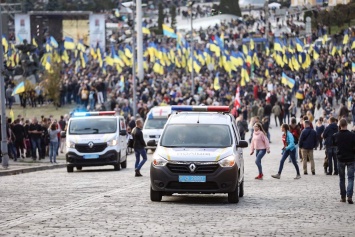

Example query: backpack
[290,125,300,144]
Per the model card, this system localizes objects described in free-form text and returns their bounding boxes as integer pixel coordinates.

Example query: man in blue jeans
[332,119,355,204]
[322,117,339,175]
[132,118,147,177]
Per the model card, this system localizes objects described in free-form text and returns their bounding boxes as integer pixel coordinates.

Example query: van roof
[168,112,232,125]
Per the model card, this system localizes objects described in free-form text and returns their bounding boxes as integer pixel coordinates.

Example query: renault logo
[189,163,196,172]
[88,142,94,148]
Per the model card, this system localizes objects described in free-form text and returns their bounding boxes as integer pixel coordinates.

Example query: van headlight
[152,154,168,167]
[107,139,119,146]
[218,156,236,167]
[67,141,76,148]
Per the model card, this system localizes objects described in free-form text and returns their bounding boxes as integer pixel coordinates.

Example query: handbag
[60,131,66,138]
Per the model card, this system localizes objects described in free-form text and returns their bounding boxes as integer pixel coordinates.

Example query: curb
[0,164,67,176]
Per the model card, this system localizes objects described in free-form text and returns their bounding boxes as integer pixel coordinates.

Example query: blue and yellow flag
[281,72,295,89]
[214,72,220,90]
[352,62,355,73]
[12,81,25,96]
[64,36,76,50]
[162,24,177,38]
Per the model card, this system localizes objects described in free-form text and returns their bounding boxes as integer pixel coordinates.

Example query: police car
[149,106,248,203]
[143,106,171,151]
[65,111,128,172]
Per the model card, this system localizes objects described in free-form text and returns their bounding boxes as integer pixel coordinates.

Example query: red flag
[234,86,241,109]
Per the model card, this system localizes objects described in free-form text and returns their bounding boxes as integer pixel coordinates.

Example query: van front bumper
[150,163,238,194]
[66,151,119,167]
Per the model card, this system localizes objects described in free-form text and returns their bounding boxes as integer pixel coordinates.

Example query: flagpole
[136,0,144,83]
[0,6,9,168]
[132,5,137,119]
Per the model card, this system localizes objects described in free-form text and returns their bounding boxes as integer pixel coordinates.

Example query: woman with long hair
[250,122,270,180]
[272,124,301,180]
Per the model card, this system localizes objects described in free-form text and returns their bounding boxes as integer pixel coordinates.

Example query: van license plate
[83,154,99,159]
[179,176,206,182]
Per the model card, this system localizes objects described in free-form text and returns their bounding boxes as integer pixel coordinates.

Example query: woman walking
[315,117,325,150]
[250,122,270,180]
[48,122,61,164]
[272,124,301,180]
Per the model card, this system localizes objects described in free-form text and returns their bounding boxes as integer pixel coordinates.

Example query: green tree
[42,61,62,108]
[45,0,62,11]
[170,5,177,30]
[219,0,241,17]
[157,3,164,34]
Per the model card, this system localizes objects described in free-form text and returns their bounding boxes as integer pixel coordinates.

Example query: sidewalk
[0,156,66,176]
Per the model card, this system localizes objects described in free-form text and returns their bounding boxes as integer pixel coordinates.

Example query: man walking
[332,119,355,204]
[322,117,339,175]
[299,120,317,175]
[28,117,43,161]
[132,118,147,177]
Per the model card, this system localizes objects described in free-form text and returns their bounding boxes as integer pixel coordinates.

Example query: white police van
[66,111,128,172]
[149,106,248,203]
[143,106,171,151]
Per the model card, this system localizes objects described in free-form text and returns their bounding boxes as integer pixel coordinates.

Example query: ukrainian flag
[77,39,86,52]
[50,36,58,48]
[162,24,177,38]
[214,72,221,90]
[281,72,295,89]
[142,23,151,35]
[64,36,76,50]
[352,62,355,73]
[12,81,25,96]
[295,38,304,52]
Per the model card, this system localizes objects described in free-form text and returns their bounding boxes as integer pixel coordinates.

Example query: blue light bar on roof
[171,106,230,112]
[72,111,116,117]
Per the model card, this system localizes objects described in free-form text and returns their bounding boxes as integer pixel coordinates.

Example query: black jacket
[132,127,146,149]
[299,127,317,149]
[323,123,338,147]
[332,130,355,163]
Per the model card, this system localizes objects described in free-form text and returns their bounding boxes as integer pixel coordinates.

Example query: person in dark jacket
[322,117,339,175]
[12,119,25,159]
[132,118,147,177]
[332,119,355,204]
[299,120,317,175]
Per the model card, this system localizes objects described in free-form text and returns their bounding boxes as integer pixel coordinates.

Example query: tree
[45,0,62,11]
[170,5,177,30]
[42,61,62,108]
[157,3,164,34]
[219,0,241,17]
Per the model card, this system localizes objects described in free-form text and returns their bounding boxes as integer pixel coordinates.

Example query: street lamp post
[189,1,195,96]
[131,5,137,119]
[0,6,9,168]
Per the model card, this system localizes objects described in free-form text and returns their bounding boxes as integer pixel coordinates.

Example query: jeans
[255,149,266,174]
[338,161,355,198]
[326,147,338,174]
[97,92,104,104]
[89,98,95,111]
[278,148,300,175]
[283,112,290,124]
[49,141,58,162]
[31,138,42,159]
[135,148,147,171]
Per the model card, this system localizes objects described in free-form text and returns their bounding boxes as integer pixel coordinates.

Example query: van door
[119,117,127,158]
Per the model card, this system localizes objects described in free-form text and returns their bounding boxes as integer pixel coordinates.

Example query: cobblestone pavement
[0,121,354,236]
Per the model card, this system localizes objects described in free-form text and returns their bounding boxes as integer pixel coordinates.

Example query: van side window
[119,118,126,131]
[231,124,238,143]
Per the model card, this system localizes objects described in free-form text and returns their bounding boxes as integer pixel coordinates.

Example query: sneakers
[340,197,346,202]
[294,175,301,179]
[255,174,263,180]
[271,174,280,179]
[348,198,354,204]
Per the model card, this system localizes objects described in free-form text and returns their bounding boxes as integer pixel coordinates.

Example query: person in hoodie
[272,124,301,180]
[250,122,270,180]
[299,120,317,175]
[322,117,339,175]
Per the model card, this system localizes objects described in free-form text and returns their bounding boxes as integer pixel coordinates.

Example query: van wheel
[67,166,74,173]
[114,163,121,171]
[239,179,244,197]
[121,159,127,169]
[150,186,162,202]
[228,183,239,203]
[76,166,82,171]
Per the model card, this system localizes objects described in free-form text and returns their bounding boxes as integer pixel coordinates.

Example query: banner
[89,14,105,50]
[14,14,31,44]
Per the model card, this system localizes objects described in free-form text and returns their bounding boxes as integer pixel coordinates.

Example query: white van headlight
[218,156,236,167]
[67,141,76,148]
[107,139,119,146]
[152,154,168,167]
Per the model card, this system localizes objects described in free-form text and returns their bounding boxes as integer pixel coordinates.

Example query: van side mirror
[147,140,156,147]
[237,140,248,148]
[119,130,127,136]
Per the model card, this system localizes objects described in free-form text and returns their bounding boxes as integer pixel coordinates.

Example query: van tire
[150,186,162,202]
[67,166,74,173]
[239,179,244,197]
[114,163,121,170]
[76,166,82,171]
[228,182,239,203]
[121,159,127,169]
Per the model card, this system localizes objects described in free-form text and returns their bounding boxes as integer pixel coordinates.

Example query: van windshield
[160,124,232,148]
[69,118,117,134]
[144,118,167,129]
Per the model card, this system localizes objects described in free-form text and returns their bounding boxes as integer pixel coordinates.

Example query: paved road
[0,122,353,236]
